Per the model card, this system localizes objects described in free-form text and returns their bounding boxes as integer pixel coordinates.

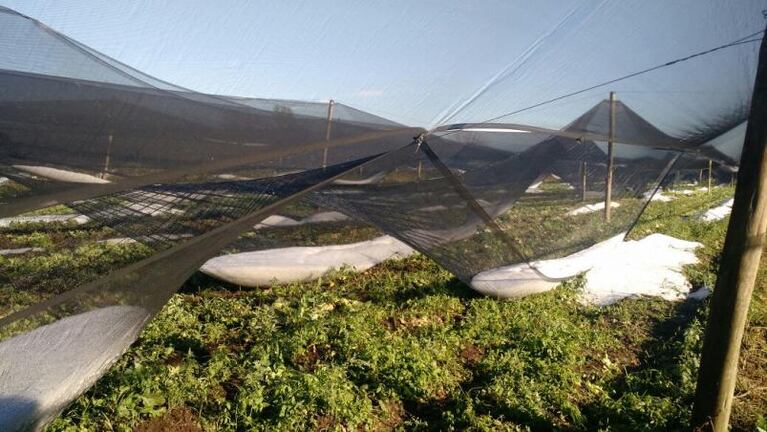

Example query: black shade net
[0,1,765,430]
[0,6,416,219]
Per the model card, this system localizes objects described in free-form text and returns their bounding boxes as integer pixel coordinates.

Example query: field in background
[0,185,763,431]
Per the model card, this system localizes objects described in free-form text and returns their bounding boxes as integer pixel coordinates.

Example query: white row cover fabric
[471,233,703,305]
[200,235,414,287]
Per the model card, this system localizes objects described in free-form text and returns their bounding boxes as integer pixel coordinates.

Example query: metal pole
[692,22,767,431]
[322,99,335,169]
[604,92,616,222]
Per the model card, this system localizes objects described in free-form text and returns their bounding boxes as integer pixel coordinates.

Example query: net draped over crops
[0,2,764,429]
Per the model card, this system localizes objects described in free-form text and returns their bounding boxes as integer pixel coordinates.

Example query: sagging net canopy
[0,1,765,429]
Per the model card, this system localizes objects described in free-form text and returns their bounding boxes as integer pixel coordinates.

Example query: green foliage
[7,184,761,431]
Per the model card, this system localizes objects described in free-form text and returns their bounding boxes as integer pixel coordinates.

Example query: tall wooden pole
[417,160,423,180]
[101,132,113,179]
[322,99,335,169]
[604,91,616,222]
[691,24,767,431]
[708,159,713,193]
[581,161,588,202]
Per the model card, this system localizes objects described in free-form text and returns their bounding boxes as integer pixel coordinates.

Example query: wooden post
[708,159,713,193]
[580,161,588,202]
[604,91,616,222]
[101,132,113,179]
[700,168,704,185]
[691,23,767,431]
[322,99,335,169]
[417,161,423,180]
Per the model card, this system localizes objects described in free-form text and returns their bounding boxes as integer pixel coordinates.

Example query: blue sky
[0,0,765,130]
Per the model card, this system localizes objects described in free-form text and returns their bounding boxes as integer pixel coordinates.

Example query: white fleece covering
[0,214,90,228]
[125,202,183,217]
[303,211,350,224]
[200,235,414,287]
[470,234,703,306]
[12,165,110,184]
[470,234,625,298]
[98,233,194,245]
[98,237,139,246]
[333,172,385,185]
[700,198,733,222]
[643,190,673,202]
[0,247,45,256]
[419,205,450,212]
[0,306,148,432]
[581,234,702,305]
[217,173,252,181]
[253,212,350,230]
[672,187,710,196]
[525,176,574,194]
[525,181,543,194]
[566,201,620,216]
[253,215,300,229]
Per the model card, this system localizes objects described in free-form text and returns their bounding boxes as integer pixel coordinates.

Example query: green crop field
[1,186,764,431]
